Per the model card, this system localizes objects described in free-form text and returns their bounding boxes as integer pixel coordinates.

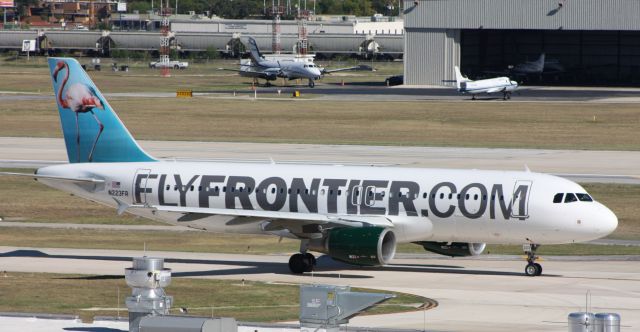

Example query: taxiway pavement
[2,137,640,184]
[0,246,637,332]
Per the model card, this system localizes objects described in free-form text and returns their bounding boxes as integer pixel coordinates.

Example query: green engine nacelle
[415,241,486,257]
[318,227,397,266]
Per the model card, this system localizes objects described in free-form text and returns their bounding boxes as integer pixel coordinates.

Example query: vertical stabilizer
[246,37,265,64]
[533,53,546,72]
[454,66,470,90]
[48,57,155,163]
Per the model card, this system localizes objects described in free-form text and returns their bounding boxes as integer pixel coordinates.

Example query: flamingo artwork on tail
[52,60,104,162]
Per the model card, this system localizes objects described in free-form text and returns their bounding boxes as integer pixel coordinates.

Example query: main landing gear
[308,79,315,88]
[288,240,317,274]
[523,243,542,276]
[503,91,512,100]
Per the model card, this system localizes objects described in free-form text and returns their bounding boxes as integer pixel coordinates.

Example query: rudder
[48,57,155,163]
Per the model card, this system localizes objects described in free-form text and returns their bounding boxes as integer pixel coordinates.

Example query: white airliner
[1,58,618,277]
[454,66,519,100]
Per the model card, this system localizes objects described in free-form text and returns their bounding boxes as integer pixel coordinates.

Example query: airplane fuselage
[37,162,617,246]
[459,77,518,94]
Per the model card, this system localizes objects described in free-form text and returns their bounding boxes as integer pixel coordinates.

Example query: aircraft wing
[0,171,104,183]
[486,87,506,93]
[322,64,373,74]
[151,205,394,230]
[218,67,278,80]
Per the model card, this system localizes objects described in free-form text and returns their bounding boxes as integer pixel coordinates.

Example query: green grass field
[2,58,640,150]
[0,272,427,322]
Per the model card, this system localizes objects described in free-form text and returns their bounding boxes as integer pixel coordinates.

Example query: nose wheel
[523,243,542,276]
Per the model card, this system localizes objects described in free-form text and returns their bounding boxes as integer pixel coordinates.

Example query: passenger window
[474,194,478,200]
[565,193,577,203]
[553,193,563,203]
[439,193,444,199]
[576,193,593,202]
[198,186,202,192]
[422,193,427,199]
[338,190,342,195]
[166,185,170,191]
[448,193,452,199]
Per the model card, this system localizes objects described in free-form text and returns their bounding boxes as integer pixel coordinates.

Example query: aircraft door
[363,186,379,207]
[511,180,532,219]
[350,185,363,206]
[133,169,152,205]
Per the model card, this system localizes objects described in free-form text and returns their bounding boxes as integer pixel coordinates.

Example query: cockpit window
[553,193,563,203]
[564,193,578,203]
[576,193,593,202]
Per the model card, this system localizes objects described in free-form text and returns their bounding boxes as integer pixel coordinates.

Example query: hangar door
[460,29,640,86]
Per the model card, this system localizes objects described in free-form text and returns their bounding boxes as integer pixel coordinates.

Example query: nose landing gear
[523,243,542,276]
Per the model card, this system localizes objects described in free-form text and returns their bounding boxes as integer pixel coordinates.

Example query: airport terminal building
[404,0,640,86]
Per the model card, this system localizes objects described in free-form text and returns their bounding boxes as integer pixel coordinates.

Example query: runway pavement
[0,246,638,332]
[1,137,640,184]
[2,84,640,103]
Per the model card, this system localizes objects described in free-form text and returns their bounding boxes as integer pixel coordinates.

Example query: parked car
[385,75,403,86]
[149,60,189,69]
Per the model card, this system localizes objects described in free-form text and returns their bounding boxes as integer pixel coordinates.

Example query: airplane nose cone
[597,204,618,237]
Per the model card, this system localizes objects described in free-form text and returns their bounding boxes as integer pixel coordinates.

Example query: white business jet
[455,66,519,100]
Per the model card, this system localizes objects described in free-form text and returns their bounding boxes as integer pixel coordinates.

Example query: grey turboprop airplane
[222,37,367,87]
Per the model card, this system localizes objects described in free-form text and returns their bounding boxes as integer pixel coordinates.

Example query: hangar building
[403,0,640,86]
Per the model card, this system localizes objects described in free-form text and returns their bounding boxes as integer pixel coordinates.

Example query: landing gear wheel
[308,80,315,88]
[288,253,315,274]
[534,263,542,276]
[525,263,540,276]
[523,243,542,276]
[304,252,317,266]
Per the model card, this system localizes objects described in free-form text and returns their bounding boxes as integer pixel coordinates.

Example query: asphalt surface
[2,137,640,184]
[196,84,640,102]
[0,246,638,332]
[2,84,640,102]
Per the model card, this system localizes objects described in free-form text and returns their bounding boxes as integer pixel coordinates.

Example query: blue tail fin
[246,37,264,63]
[48,57,155,163]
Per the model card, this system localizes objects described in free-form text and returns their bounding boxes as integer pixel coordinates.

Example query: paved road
[0,246,638,332]
[1,137,639,184]
[2,85,640,103]
[194,84,640,102]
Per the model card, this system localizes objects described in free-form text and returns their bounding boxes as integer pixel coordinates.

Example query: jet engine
[415,241,486,257]
[308,227,396,266]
